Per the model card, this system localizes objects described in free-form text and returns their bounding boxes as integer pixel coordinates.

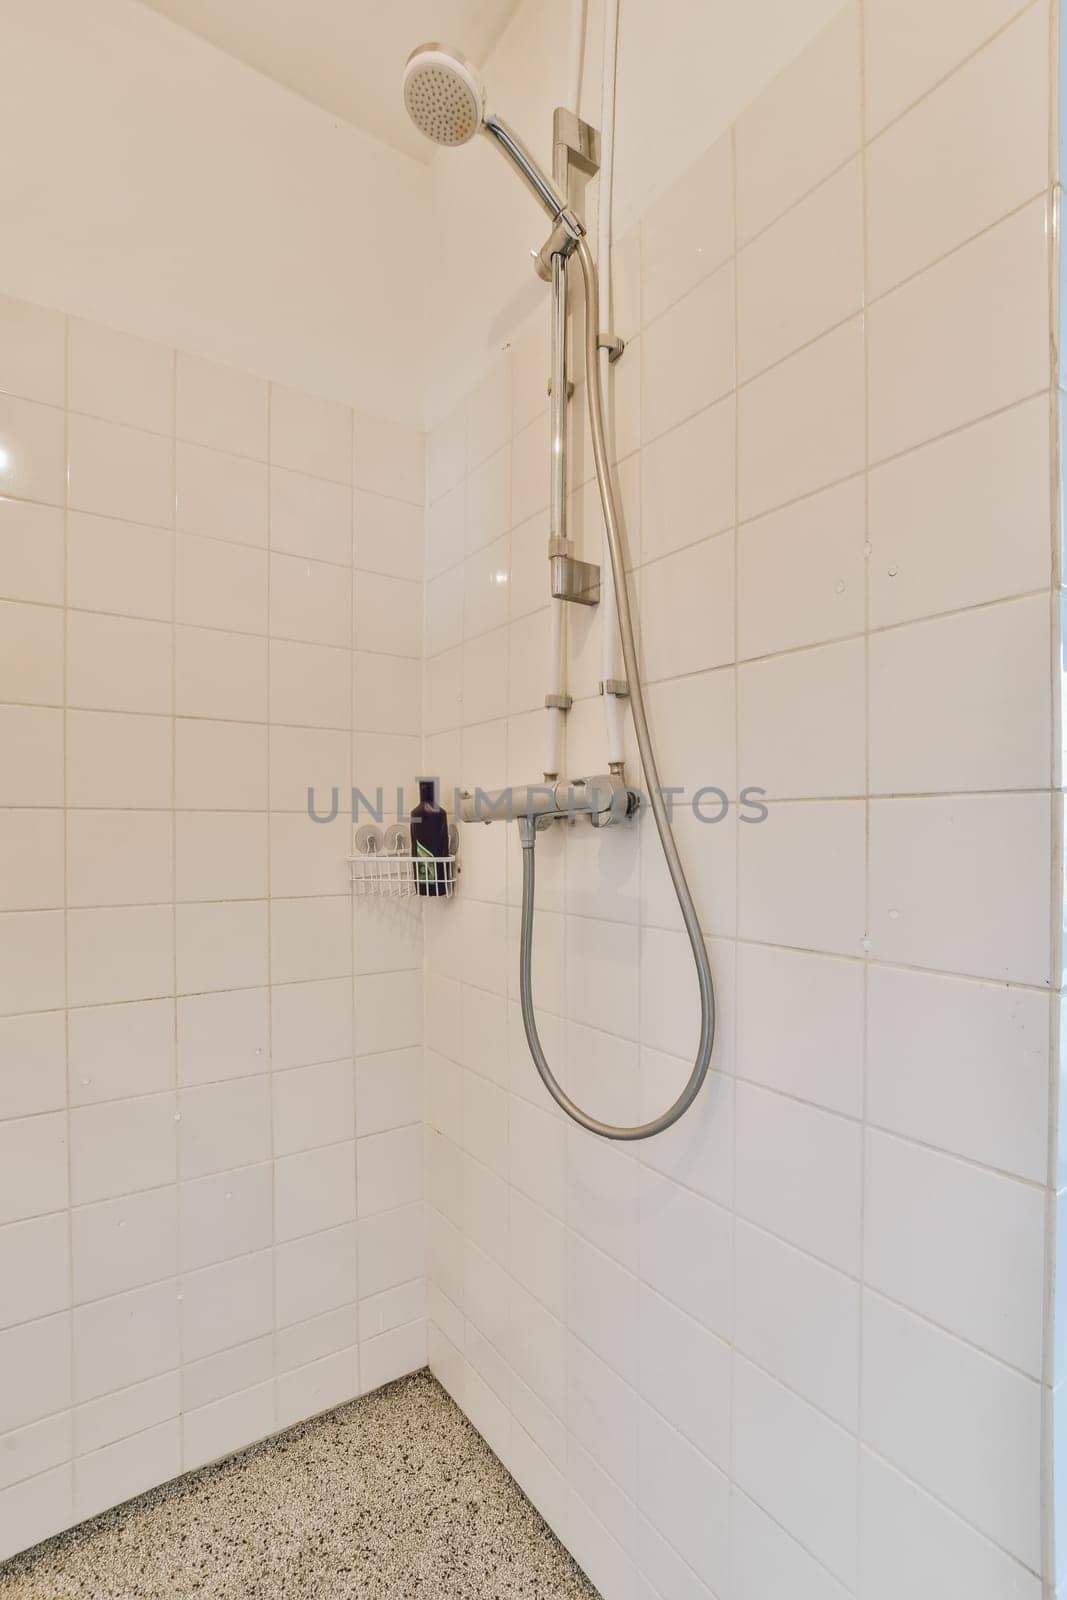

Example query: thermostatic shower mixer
[459,774,641,830]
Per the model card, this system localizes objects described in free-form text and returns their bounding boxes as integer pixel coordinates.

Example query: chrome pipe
[460,774,637,827]
[516,235,717,1142]
[549,249,568,561]
[482,114,583,235]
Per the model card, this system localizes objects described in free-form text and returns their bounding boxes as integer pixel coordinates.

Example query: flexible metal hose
[517,234,716,1141]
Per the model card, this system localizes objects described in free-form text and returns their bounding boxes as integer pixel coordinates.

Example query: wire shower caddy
[347,822,459,900]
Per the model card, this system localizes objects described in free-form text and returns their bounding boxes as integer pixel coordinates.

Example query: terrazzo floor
[0,1370,599,1599]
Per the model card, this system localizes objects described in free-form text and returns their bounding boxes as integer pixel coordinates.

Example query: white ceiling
[136,0,523,161]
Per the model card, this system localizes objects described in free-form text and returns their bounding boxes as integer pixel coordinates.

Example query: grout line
[857,0,874,1585]
[864,0,1043,145]
[264,378,281,1436]
[60,308,76,1511]
[726,110,742,1600]
[1040,0,1064,1587]
[168,340,187,1471]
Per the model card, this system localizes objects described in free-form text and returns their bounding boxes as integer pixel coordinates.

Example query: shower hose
[517,234,716,1142]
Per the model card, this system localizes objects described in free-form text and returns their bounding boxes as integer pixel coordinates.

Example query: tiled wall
[0,296,427,1559]
[422,2,1059,1597]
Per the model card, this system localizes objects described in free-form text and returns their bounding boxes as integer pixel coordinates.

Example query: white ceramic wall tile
[866,965,1049,1183]
[641,133,733,326]
[353,416,423,506]
[271,639,350,730]
[176,354,268,461]
[867,199,1048,463]
[738,159,863,381]
[68,320,173,436]
[0,1011,66,1120]
[637,532,734,682]
[67,610,171,716]
[733,1355,858,1587]
[739,638,865,799]
[354,491,422,582]
[175,625,268,723]
[869,594,1050,794]
[72,1187,178,1304]
[868,395,1050,628]
[738,315,865,521]
[639,397,735,564]
[176,987,269,1086]
[641,264,735,444]
[737,943,863,1117]
[175,718,267,812]
[0,601,62,711]
[180,1252,273,1361]
[0,911,65,1017]
[0,1213,69,1329]
[859,1447,1043,1600]
[731,1489,852,1600]
[70,1093,177,1205]
[735,1082,862,1275]
[868,793,1051,984]
[179,1164,272,1272]
[466,360,510,472]
[67,906,174,1009]
[0,809,64,912]
[274,1225,357,1328]
[638,1402,729,1593]
[735,1220,860,1430]
[0,497,64,607]
[66,810,172,909]
[861,1293,1041,1568]
[0,1112,67,1225]
[353,572,420,659]
[270,385,352,483]
[638,1286,731,1469]
[0,0,1060,1568]
[177,443,269,549]
[269,467,350,565]
[68,1000,175,1106]
[864,1129,1044,1374]
[0,705,64,808]
[0,294,65,407]
[177,534,268,635]
[738,799,866,957]
[864,0,1034,135]
[67,512,173,622]
[0,395,66,506]
[0,293,428,1553]
[68,414,173,529]
[866,3,1047,299]
[735,4,861,243]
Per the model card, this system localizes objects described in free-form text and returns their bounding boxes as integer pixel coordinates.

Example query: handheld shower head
[401,41,581,237]
[402,44,485,146]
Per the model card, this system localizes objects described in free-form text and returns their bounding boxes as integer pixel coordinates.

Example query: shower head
[401,42,581,236]
[402,44,485,147]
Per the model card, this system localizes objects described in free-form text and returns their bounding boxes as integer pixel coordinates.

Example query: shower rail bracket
[544,692,573,711]
[553,107,601,175]
[549,549,601,606]
[598,334,626,363]
[599,678,629,698]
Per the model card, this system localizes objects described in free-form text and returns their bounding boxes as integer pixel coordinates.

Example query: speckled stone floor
[0,1370,599,1599]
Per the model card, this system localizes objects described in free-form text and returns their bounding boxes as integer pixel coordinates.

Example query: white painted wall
[0,0,429,425]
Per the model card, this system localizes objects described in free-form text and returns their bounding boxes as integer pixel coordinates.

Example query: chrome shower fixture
[460,774,640,830]
[402,43,585,246]
[401,36,717,1143]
